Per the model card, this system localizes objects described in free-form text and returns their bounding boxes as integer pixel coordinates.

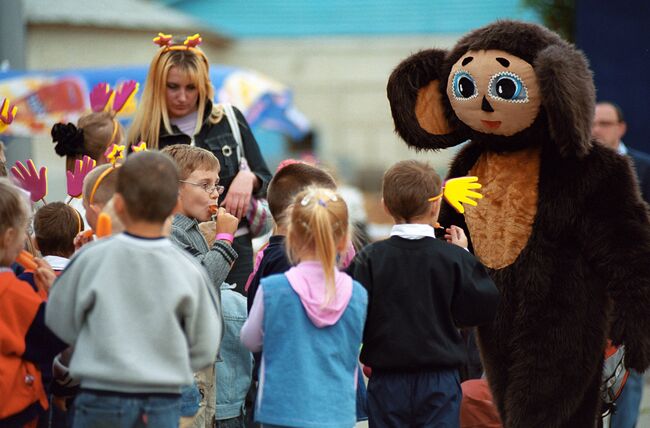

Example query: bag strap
[222,103,244,162]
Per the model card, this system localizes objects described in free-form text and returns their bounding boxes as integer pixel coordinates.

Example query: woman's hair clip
[132,142,147,152]
[104,143,125,166]
[153,33,173,47]
[184,33,202,48]
[90,81,139,115]
[300,190,338,208]
[153,32,203,51]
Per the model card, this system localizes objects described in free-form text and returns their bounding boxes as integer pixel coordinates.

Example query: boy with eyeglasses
[161,144,239,427]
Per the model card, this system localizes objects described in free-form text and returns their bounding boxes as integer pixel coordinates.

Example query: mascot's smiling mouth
[481,120,502,129]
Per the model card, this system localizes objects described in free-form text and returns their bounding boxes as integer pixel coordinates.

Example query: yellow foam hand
[132,141,147,152]
[443,176,483,214]
[0,98,17,133]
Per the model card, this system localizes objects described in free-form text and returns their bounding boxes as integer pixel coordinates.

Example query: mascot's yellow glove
[429,176,483,214]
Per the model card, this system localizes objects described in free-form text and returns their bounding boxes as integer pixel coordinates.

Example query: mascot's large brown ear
[387,49,465,150]
[535,43,595,158]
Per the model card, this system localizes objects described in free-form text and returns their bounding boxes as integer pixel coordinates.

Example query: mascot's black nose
[481,96,494,112]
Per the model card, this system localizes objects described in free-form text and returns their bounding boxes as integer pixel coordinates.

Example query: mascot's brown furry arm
[387,20,650,427]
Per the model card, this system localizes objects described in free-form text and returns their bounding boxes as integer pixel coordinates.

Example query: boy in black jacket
[349,160,499,427]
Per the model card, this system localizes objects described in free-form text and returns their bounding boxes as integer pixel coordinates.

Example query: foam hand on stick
[89,83,114,113]
[0,98,17,133]
[112,80,139,114]
[11,159,48,203]
[67,155,96,199]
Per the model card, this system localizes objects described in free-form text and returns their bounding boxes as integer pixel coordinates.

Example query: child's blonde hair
[286,187,349,304]
[0,178,29,238]
[83,164,120,207]
[52,112,123,171]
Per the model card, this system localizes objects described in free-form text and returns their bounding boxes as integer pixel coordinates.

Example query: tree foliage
[522,0,576,42]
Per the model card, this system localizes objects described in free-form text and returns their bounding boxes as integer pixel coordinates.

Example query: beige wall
[213,35,463,187]
[27,25,225,70]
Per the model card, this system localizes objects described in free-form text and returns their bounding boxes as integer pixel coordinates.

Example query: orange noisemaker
[16,250,37,270]
[95,212,112,238]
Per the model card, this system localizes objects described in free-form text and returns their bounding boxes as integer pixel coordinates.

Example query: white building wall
[213,35,463,186]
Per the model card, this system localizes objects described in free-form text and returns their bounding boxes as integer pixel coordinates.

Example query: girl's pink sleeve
[240,287,264,352]
[245,245,267,292]
[338,239,356,269]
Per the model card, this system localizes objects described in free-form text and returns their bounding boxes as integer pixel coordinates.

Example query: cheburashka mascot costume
[387,20,650,427]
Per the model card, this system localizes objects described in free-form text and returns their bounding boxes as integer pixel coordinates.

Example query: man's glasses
[179,180,225,195]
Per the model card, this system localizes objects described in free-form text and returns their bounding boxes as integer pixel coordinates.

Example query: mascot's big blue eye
[452,71,478,100]
[488,72,528,102]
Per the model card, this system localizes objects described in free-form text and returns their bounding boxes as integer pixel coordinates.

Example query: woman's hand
[33,258,56,295]
[221,170,258,219]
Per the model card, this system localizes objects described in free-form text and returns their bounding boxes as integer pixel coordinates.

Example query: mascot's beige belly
[465,147,540,269]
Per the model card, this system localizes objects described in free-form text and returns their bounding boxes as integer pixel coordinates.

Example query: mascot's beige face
[447,49,541,136]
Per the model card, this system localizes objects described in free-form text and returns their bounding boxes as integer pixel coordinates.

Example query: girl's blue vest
[256,273,367,428]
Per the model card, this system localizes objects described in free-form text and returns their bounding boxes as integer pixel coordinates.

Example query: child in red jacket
[0,178,66,427]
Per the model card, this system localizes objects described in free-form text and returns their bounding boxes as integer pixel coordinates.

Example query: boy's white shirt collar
[43,255,70,271]
[390,223,436,240]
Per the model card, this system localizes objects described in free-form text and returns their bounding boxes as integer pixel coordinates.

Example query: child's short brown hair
[382,160,442,222]
[116,151,179,223]
[83,164,120,207]
[267,162,337,225]
[34,202,83,257]
[161,144,220,180]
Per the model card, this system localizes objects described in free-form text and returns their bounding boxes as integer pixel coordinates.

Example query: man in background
[592,101,650,428]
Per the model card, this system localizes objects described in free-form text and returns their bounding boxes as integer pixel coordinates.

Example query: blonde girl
[0,178,66,427]
[241,187,367,428]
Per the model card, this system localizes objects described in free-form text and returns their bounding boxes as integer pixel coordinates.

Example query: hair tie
[51,123,85,157]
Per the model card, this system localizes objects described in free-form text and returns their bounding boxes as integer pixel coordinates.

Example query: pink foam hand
[66,155,96,198]
[89,83,114,113]
[10,159,48,203]
[112,80,139,114]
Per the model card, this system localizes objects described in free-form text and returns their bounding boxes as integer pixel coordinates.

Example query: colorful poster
[0,66,310,141]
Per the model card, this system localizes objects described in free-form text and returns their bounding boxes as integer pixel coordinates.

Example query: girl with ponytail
[241,187,368,428]
[51,111,124,229]
[51,111,123,172]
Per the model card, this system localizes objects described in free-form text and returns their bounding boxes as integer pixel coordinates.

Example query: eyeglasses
[179,180,225,195]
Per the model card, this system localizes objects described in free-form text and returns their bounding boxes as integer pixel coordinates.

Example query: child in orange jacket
[0,178,66,427]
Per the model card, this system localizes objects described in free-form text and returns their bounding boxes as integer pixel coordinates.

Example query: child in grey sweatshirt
[46,152,222,427]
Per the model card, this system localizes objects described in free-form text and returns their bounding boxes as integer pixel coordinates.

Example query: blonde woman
[128,34,272,294]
